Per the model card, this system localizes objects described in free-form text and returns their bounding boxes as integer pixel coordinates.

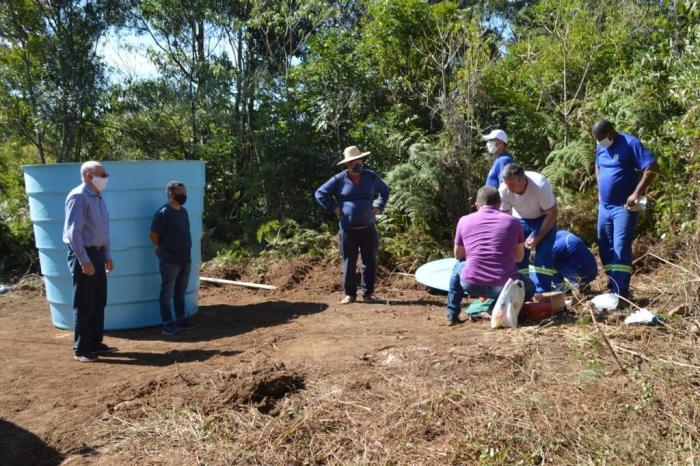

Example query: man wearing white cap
[315,146,390,304]
[482,129,514,189]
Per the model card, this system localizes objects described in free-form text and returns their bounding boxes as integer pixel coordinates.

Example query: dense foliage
[1,0,698,278]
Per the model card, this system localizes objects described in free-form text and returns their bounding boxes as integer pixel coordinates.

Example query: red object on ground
[522,302,554,321]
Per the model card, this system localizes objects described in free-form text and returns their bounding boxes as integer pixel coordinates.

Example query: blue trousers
[552,261,598,289]
[597,204,637,297]
[339,227,377,298]
[68,247,107,356]
[518,217,557,293]
[159,261,191,323]
[446,260,535,320]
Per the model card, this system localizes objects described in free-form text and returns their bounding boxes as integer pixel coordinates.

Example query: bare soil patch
[0,256,698,465]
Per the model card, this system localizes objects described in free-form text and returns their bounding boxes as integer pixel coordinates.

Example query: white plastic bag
[590,293,619,311]
[624,308,660,325]
[490,278,525,329]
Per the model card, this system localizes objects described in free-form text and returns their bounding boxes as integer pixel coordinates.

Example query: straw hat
[337,145,371,165]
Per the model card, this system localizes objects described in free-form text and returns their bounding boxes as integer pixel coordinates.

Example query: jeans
[159,261,191,323]
[597,203,637,297]
[68,247,107,356]
[517,217,557,293]
[339,227,378,298]
[446,260,535,320]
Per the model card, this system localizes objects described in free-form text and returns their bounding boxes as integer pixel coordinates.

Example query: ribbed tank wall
[23,161,205,330]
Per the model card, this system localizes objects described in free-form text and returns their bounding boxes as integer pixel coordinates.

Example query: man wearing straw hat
[315,146,390,304]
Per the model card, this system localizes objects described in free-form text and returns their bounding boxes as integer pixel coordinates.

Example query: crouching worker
[149,181,195,336]
[446,186,535,326]
[552,230,598,291]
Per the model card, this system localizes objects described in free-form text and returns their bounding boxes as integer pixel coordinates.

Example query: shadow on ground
[0,419,62,466]
[95,349,242,367]
[109,301,329,343]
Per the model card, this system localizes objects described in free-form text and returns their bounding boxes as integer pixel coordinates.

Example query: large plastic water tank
[23,161,205,330]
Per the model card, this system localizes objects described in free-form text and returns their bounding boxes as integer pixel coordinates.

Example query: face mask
[91,175,108,191]
[597,137,613,149]
[351,164,364,174]
[486,141,498,155]
[174,194,187,205]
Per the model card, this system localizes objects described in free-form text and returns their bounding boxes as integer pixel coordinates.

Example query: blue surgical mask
[351,164,364,174]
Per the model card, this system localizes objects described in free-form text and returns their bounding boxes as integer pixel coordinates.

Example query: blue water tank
[23,161,205,330]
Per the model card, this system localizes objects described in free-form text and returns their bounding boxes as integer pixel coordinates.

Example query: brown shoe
[339,295,356,305]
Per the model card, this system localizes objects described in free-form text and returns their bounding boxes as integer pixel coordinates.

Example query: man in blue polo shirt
[552,230,598,290]
[593,119,658,297]
[315,145,390,304]
[483,129,514,188]
[150,181,194,336]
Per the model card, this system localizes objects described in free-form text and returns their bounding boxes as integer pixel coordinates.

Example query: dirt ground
[0,257,698,465]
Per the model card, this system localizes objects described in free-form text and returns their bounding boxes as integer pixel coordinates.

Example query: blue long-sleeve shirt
[485,153,514,188]
[63,183,111,265]
[315,169,390,230]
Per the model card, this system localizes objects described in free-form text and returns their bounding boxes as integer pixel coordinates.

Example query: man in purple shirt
[445,186,533,326]
[63,161,117,362]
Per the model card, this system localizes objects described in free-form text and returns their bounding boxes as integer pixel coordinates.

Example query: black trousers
[68,248,107,356]
[339,227,378,298]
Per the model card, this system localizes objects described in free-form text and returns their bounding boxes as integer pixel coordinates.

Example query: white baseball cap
[482,129,508,143]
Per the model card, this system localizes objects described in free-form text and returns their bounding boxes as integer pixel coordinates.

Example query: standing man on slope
[315,146,390,304]
[63,161,117,362]
[483,129,514,189]
[499,163,559,294]
[150,181,195,336]
[593,119,658,297]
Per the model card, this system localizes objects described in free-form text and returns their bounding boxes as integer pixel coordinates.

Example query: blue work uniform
[485,153,514,188]
[596,132,655,297]
[552,230,598,289]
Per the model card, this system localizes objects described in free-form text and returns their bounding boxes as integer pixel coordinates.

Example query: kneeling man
[552,230,598,290]
[446,186,534,326]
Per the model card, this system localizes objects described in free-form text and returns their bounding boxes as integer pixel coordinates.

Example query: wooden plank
[200,276,277,290]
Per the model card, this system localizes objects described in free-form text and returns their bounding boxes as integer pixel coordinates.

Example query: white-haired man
[63,161,116,362]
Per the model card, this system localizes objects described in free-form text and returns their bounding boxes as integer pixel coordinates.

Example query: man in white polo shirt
[499,163,558,293]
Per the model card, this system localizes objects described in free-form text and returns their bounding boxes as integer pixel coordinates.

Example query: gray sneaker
[162,321,179,336]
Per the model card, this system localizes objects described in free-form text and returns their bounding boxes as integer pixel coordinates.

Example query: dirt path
[0,263,697,465]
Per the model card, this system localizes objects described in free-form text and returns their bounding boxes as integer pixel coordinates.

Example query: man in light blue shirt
[63,161,117,362]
